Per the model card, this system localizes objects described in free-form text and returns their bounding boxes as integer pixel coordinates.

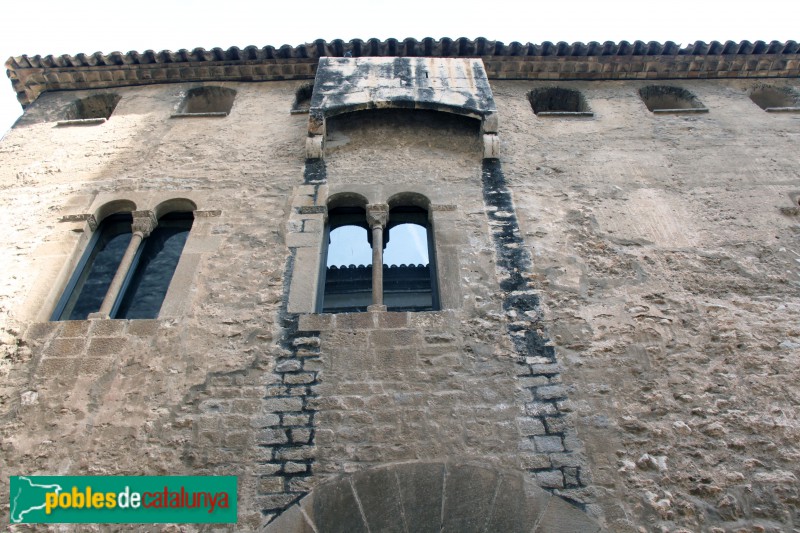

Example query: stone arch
[326,191,369,211]
[153,197,198,219]
[638,85,707,113]
[64,93,121,121]
[94,199,136,225]
[264,462,602,533]
[749,85,800,111]
[177,86,236,115]
[387,191,432,212]
[528,87,593,116]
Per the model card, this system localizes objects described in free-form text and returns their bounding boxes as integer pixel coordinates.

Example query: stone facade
[0,40,799,532]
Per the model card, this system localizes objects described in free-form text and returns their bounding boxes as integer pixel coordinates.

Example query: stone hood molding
[305,57,499,159]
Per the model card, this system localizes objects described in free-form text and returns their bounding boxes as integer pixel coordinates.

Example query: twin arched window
[320,195,438,313]
[52,204,194,320]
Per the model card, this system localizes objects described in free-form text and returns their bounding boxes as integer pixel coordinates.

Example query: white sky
[1,0,797,133]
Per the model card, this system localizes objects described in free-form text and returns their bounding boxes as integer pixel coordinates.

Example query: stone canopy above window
[305,57,499,159]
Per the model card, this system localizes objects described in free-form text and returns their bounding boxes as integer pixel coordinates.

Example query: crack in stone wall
[481,159,596,510]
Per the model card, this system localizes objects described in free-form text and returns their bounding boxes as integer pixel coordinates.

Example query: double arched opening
[52,199,196,320]
[319,192,438,313]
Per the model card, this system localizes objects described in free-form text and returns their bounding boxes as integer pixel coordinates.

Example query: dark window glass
[54,214,132,320]
[115,212,193,319]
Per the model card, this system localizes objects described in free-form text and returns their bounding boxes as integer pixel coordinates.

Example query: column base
[367,304,387,312]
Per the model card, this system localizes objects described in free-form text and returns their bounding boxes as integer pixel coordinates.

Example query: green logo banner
[9,476,237,524]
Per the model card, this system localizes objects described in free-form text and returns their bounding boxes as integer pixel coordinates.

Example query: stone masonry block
[43,338,85,358]
[289,429,312,444]
[282,414,312,427]
[263,397,304,412]
[282,462,309,474]
[536,385,567,400]
[258,476,285,494]
[87,337,127,357]
[564,467,580,487]
[377,312,408,329]
[90,320,127,337]
[298,313,333,332]
[526,402,558,417]
[518,417,547,436]
[36,357,79,377]
[275,360,302,373]
[335,312,376,330]
[275,446,315,461]
[283,372,316,385]
[520,453,552,470]
[58,321,90,338]
[534,470,565,489]
[543,416,569,434]
[549,453,584,469]
[534,435,565,453]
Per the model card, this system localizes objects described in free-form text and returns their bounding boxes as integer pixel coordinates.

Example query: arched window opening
[53,204,196,321]
[321,207,372,313]
[52,214,132,320]
[114,212,194,319]
[638,86,708,114]
[384,206,436,311]
[528,87,593,116]
[174,86,236,117]
[318,198,439,314]
[749,86,800,112]
[58,94,121,125]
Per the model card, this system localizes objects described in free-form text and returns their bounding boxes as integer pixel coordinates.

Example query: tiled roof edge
[6,38,800,107]
[6,38,800,69]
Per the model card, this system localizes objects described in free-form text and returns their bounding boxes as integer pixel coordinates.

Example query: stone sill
[170,112,228,118]
[290,107,310,115]
[298,309,453,332]
[652,108,709,114]
[765,107,800,113]
[56,118,107,126]
[535,111,594,117]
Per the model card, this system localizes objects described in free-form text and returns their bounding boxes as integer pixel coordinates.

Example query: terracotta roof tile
[5,38,799,107]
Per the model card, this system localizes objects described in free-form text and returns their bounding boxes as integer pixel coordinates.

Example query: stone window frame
[317,192,441,313]
[286,184,462,315]
[42,193,220,322]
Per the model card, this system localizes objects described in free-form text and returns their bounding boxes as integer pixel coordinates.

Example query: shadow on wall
[324,108,481,153]
[264,461,603,533]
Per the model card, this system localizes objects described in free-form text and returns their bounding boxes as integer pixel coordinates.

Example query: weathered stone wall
[0,75,798,532]
[498,79,800,532]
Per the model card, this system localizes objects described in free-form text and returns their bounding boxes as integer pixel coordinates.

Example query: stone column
[366,203,389,311]
[92,210,157,318]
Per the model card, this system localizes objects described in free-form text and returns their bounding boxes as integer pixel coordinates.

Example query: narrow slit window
[114,212,194,319]
[52,214,132,320]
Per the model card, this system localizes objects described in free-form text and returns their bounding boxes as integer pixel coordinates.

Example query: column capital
[131,210,158,237]
[366,203,389,228]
